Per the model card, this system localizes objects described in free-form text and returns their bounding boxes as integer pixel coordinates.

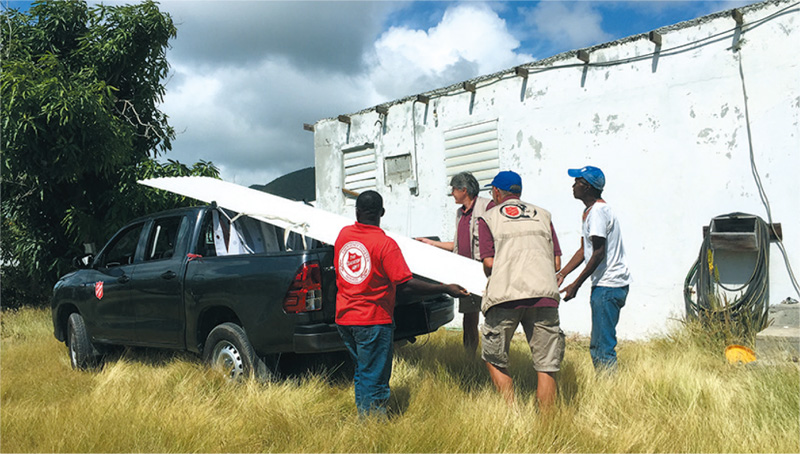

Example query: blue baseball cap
[485,170,522,193]
[568,166,605,190]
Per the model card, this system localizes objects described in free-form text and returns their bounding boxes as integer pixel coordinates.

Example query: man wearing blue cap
[477,170,565,408]
[558,166,631,372]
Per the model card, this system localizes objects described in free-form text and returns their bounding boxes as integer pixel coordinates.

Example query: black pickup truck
[51,205,454,379]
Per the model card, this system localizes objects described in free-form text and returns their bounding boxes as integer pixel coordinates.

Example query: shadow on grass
[97,346,356,384]
[394,335,584,405]
[99,345,196,368]
[274,351,354,384]
[388,384,411,417]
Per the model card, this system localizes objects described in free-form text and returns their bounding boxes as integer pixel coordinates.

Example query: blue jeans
[590,286,629,371]
[337,324,394,416]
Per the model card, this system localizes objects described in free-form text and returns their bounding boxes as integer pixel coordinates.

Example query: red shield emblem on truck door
[95,281,104,300]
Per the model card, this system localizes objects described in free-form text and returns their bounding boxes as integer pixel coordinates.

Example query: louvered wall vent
[342,143,377,193]
[444,120,499,188]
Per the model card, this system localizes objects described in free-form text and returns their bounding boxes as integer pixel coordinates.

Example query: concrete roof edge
[316,0,793,123]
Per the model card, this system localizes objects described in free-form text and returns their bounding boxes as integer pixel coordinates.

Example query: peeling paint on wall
[726,129,738,151]
[592,114,625,135]
[697,127,717,144]
[526,88,548,100]
[529,137,543,160]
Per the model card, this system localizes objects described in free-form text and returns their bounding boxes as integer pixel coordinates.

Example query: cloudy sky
[11,1,758,187]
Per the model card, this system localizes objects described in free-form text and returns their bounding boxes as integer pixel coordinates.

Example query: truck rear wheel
[203,323,270,382]
[67,313,98,370]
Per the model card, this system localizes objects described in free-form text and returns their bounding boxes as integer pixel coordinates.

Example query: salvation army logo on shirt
[338,241,371,285]
[501,203,535,220]
[502,205,521,218]
[347,252,361,272]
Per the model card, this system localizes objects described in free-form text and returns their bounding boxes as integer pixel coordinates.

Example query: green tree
[1,1,220,309]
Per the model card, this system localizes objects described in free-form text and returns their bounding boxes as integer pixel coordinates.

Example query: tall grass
[1,307,798,453]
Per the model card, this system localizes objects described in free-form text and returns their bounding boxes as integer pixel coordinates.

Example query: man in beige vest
[478,171,565,408]
[418,172,493,354]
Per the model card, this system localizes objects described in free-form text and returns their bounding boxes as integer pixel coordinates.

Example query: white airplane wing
[138,176,487,296]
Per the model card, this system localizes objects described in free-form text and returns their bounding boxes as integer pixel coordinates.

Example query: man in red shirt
[335,190,467,417]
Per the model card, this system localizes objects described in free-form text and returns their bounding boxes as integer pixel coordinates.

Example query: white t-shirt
[582,202,632,288]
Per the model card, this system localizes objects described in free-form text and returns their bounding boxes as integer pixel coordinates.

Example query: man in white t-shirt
[557,166,632,371]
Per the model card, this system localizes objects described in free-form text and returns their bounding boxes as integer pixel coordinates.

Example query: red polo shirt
[334,222,413,325]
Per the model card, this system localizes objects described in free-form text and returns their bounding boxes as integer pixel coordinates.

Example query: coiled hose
[684,213,771,335]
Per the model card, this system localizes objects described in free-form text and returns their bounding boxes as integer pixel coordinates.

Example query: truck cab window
[99,223,144,267]
[145,216,184,261]
[197,214,218,258]
[199,209,283,256]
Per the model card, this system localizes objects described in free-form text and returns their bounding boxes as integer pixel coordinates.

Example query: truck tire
[67,313,98,370]
[203,323,270,382]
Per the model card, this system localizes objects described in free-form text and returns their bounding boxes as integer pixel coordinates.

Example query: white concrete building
[312,0,800,339]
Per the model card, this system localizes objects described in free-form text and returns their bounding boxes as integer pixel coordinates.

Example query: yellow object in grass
[725,344,756,364]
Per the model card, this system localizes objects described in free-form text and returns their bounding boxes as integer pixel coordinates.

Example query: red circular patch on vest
[502,205,521,218]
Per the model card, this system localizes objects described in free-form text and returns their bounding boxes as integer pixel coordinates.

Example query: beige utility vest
[481,199,560,313]
[452,196,492,261]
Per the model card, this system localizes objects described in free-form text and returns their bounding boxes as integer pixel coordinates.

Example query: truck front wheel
[67,313,98,370]
[203,323,269,382]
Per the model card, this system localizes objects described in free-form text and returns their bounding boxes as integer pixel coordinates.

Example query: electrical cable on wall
[734,21,800,299]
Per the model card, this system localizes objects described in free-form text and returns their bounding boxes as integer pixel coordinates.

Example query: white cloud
[521,2,613,51]
[366,3,532,100]
[162,57,380,186]
[158,2,534,187]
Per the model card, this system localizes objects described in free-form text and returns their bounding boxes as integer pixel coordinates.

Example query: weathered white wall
[314,0,800,339]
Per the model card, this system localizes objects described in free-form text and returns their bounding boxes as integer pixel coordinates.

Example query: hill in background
[250,167,315,202]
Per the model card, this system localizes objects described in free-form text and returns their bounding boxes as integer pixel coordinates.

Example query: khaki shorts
[458,294,482,314]
[481,306,565,372]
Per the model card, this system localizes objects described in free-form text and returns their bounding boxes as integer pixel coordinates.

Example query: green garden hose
[684,213,771,335]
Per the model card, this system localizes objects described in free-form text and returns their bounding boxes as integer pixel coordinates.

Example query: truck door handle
[161,271,177,280]
[117,275,130,284]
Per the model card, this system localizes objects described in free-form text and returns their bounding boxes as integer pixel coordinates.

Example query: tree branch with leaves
[1,0,220,308]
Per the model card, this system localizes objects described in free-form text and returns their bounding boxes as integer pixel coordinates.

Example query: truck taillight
[283,261,322,313]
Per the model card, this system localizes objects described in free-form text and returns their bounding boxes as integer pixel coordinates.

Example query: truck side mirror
[73,254,95,269]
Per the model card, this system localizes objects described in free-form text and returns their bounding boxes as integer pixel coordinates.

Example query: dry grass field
[1,307,798,453]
